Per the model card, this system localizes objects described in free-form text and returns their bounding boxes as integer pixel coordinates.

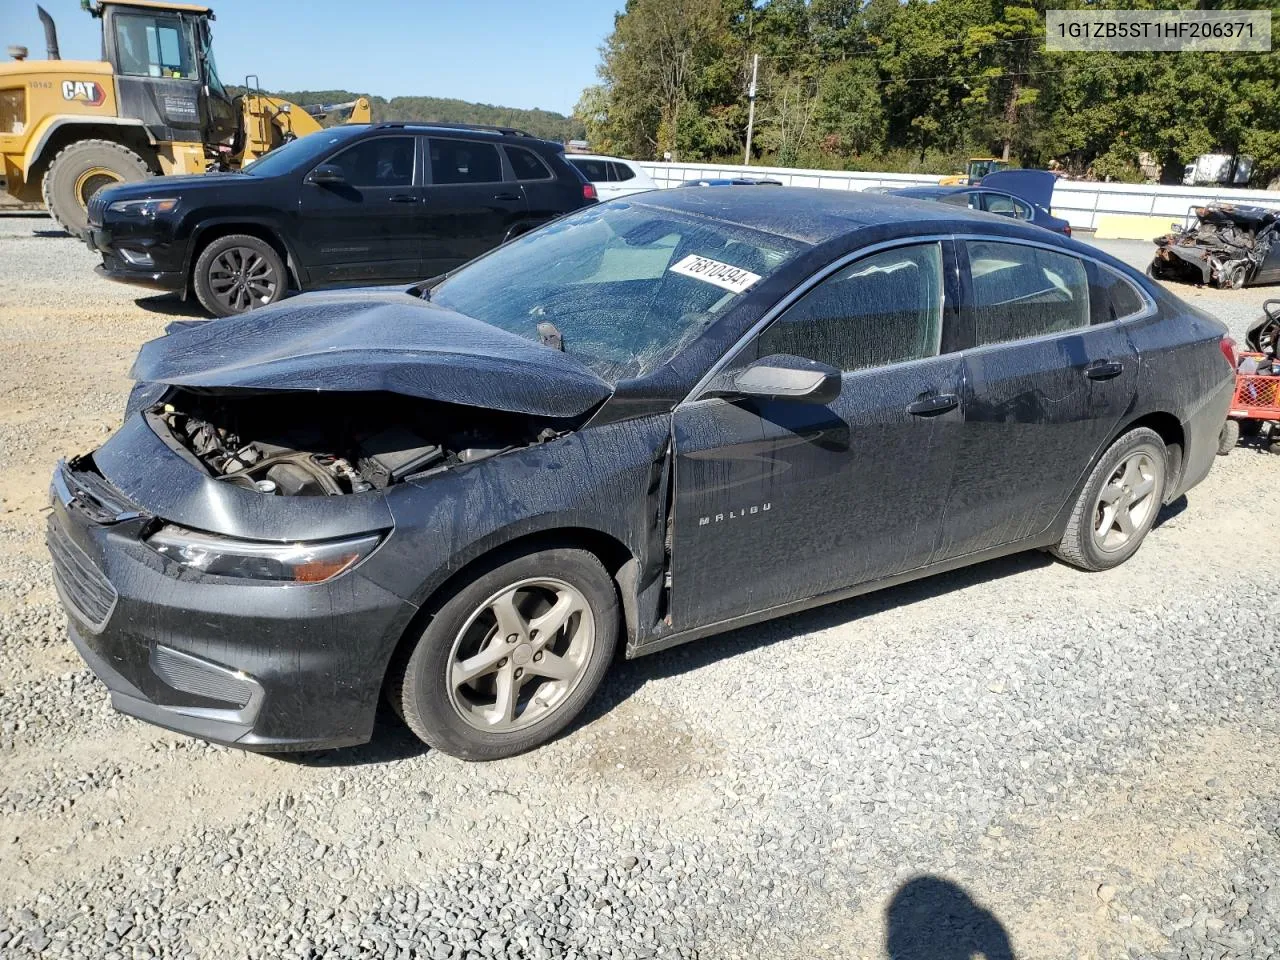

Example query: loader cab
[97,1,236,150]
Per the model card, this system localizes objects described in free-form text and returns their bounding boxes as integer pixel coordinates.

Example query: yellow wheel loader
[0,2,370,238]
[938,157,1009,187]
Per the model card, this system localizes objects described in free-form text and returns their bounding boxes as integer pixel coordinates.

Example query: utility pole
[743,53,759,166]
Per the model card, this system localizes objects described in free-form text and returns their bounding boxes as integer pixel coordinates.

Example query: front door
[422,137,529,276]
[668,240,966,630]
[935,239,1141,558]
[297,135,423,286]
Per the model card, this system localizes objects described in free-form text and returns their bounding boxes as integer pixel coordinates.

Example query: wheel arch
[1109,411,1185,499]
[380,526,640,693]
[26,118,157,182]
[185,221,303,293]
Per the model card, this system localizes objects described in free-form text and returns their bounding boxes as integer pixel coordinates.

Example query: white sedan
[566,154,657,200]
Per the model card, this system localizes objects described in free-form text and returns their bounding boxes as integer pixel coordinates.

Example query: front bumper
[88,223,186,293]
[48,458,419,751]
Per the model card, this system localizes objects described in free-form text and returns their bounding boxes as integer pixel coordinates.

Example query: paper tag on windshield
[668,254,761,294]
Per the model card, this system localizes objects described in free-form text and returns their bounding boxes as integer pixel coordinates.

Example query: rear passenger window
[967,240,1089,345]
[506,146,551,181]
[611,162,636,182]
[323,137,415,188]
[429,139,503,185]
[757,243,945,372]
[570,158,609,182]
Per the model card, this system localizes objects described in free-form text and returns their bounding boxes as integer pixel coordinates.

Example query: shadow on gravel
[34,229,70,239]
[886,875,1016,960]
[135,293,207,318]
[1153,494,1188,529]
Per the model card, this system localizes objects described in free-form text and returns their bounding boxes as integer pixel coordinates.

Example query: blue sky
[0,0,619,115]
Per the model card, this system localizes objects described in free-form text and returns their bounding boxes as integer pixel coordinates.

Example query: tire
[1217,419,1240,456]
[192,234,288,317]
[394,547,619,760]
[42,139,151,239]
[1052,427,1169,572]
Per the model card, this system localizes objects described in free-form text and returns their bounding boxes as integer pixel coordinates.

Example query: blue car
[886,170,1072,237]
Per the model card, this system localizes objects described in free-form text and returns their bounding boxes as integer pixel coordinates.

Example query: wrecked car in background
[1151,203,1280,289]
[48,188,1234,762]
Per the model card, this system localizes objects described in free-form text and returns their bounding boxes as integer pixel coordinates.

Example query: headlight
[107,198,178,217]
[147,525,381,583]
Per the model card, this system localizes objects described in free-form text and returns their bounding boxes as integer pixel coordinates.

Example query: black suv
[86,124,598,316]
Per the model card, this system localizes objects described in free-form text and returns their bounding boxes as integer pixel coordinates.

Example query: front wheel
[192,234,288,317]
[1052,428,1168,572]
[42,139,151,239]
[394,548,619,760]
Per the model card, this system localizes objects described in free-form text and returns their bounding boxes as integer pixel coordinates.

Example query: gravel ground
[0,215,1278,960]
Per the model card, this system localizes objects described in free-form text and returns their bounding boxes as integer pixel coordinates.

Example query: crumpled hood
[131,289,614,419]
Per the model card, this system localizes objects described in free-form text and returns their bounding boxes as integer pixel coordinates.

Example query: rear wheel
[42,139,151,239]
[192,234,287,317]
[1052,428,1168,571]
[393,547,619,760]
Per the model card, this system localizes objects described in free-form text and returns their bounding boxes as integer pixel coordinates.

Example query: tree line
[263,89,585,143]
[573,0,1280,185]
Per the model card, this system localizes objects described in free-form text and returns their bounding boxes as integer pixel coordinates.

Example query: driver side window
[323,137,415,189]
[753,243,945,373]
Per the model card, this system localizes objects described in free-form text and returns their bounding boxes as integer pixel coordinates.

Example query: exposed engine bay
[1151,203,1280,289]
[152,389,564,496]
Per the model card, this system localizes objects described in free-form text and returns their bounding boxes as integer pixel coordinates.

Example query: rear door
[421,137,528,276]
[934,238,1142,559]
[669,240,966,629]
[296,134,423,285]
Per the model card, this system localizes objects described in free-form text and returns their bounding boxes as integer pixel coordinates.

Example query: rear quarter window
[505,146,552,181]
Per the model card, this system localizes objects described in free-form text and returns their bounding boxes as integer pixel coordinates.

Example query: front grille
[86,191,109,227]
[47,517,118,630]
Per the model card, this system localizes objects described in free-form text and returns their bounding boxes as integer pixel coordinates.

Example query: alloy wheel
[1092,450,1162,553]
[207,246,280,313]
[446,577,596,733]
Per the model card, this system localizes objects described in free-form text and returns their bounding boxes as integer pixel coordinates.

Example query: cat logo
[62,80,106,107]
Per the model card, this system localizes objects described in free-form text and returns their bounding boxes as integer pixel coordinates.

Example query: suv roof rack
[373,121,534,138]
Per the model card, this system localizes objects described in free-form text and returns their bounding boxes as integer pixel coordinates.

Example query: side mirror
[731,354,841,405]
[307,164,345,185]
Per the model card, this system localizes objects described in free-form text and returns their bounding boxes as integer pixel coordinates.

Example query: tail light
[583,183,598,201]
[1220,336,1238,371]
[1063,224,1072,238]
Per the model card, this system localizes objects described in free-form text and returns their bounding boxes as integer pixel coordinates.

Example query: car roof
[356,123,560,147]
[629,185,1003,244]
[568,154,637,164]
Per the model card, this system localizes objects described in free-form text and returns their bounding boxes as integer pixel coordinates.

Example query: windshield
[429,203,804,381]
[199,20,227,100]
[241,129,361,178]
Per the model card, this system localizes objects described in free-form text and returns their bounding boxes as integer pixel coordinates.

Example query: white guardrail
[637,161,1280,234]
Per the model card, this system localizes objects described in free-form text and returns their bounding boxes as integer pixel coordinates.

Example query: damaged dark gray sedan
[49,189,1235,760]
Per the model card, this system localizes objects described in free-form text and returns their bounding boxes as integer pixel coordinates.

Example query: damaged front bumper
[48,438,419,751]
[1151,203,1280,289]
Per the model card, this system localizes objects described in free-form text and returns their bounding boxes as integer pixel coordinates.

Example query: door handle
[389,194,419,203]
[493,193,521,201]
[1085,360,1124,381]
[906,393,960,417]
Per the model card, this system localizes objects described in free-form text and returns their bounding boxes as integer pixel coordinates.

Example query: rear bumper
[48,459,418,752]
[1171,371,1235,499]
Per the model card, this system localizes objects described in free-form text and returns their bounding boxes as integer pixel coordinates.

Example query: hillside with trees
[573,0,1280,184]
[264,89,585,142]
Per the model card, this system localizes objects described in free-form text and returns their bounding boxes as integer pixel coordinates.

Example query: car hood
[131,288,614,418]
[99,172,250,203]
[978,170,1057,210]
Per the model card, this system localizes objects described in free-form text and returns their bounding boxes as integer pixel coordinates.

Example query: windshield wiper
[537,321,564,351]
